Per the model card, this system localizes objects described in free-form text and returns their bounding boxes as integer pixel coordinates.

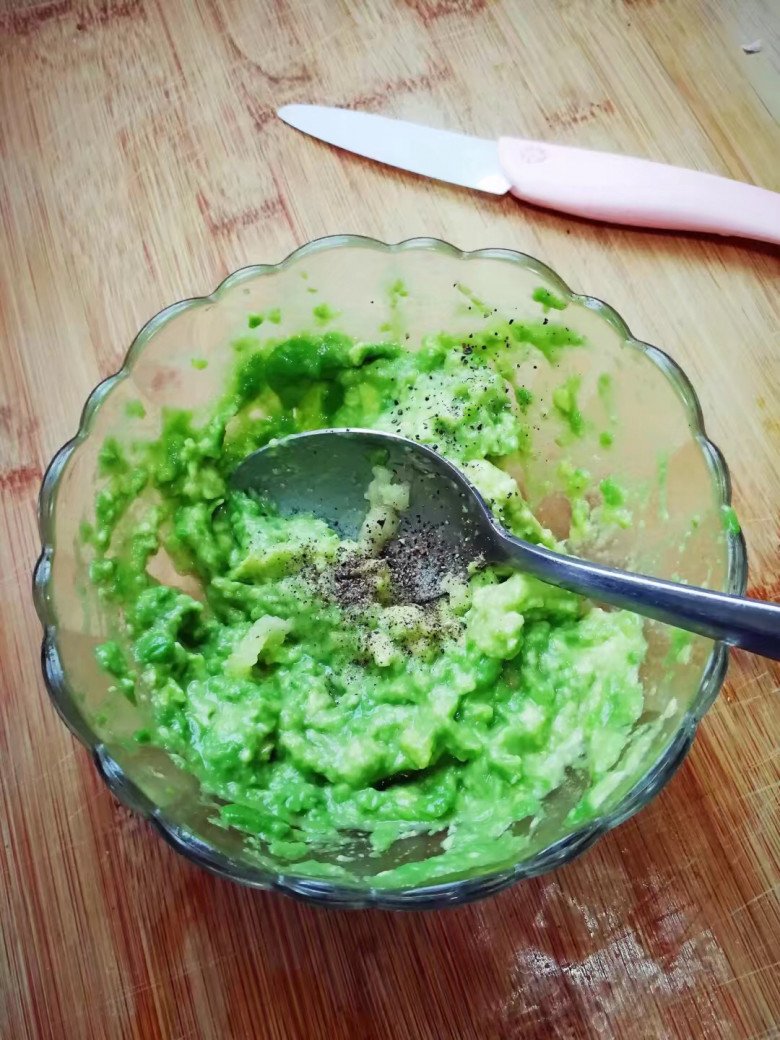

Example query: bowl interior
[41,238,739,897]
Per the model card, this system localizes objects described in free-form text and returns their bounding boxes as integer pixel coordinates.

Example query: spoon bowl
[231,428,495,602]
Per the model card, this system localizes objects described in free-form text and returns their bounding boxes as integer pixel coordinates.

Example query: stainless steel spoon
[231,428,780,660]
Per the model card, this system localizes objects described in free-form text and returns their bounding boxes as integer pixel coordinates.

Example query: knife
[278,104,780,246]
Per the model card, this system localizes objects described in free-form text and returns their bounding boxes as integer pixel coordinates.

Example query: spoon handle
[496,534,780,660]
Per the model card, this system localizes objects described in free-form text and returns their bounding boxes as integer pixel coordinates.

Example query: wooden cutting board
[1,1,778,1037]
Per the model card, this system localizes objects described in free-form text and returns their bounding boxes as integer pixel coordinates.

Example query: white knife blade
[277,104,511,195]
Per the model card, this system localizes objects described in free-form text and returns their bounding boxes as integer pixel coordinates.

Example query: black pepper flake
[543,318,549,325]
[508,318,514,325]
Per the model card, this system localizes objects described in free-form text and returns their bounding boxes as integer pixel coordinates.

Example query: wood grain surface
[1,1,779,1037]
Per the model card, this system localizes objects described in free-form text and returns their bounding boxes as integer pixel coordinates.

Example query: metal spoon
[230,428,780,660]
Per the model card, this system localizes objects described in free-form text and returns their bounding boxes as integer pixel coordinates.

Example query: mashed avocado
[87,319,647,885]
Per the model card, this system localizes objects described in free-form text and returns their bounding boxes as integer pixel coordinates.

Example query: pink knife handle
[498,137,780,245]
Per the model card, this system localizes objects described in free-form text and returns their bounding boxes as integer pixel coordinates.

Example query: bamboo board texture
[1,1,779,1038]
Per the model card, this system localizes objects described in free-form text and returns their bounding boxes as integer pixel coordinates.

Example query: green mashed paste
[87,320,647,885]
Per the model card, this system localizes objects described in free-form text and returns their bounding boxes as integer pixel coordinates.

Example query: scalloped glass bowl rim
[33,235,747,910]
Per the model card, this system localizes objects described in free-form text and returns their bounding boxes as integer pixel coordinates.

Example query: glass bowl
[33,236,746,909]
